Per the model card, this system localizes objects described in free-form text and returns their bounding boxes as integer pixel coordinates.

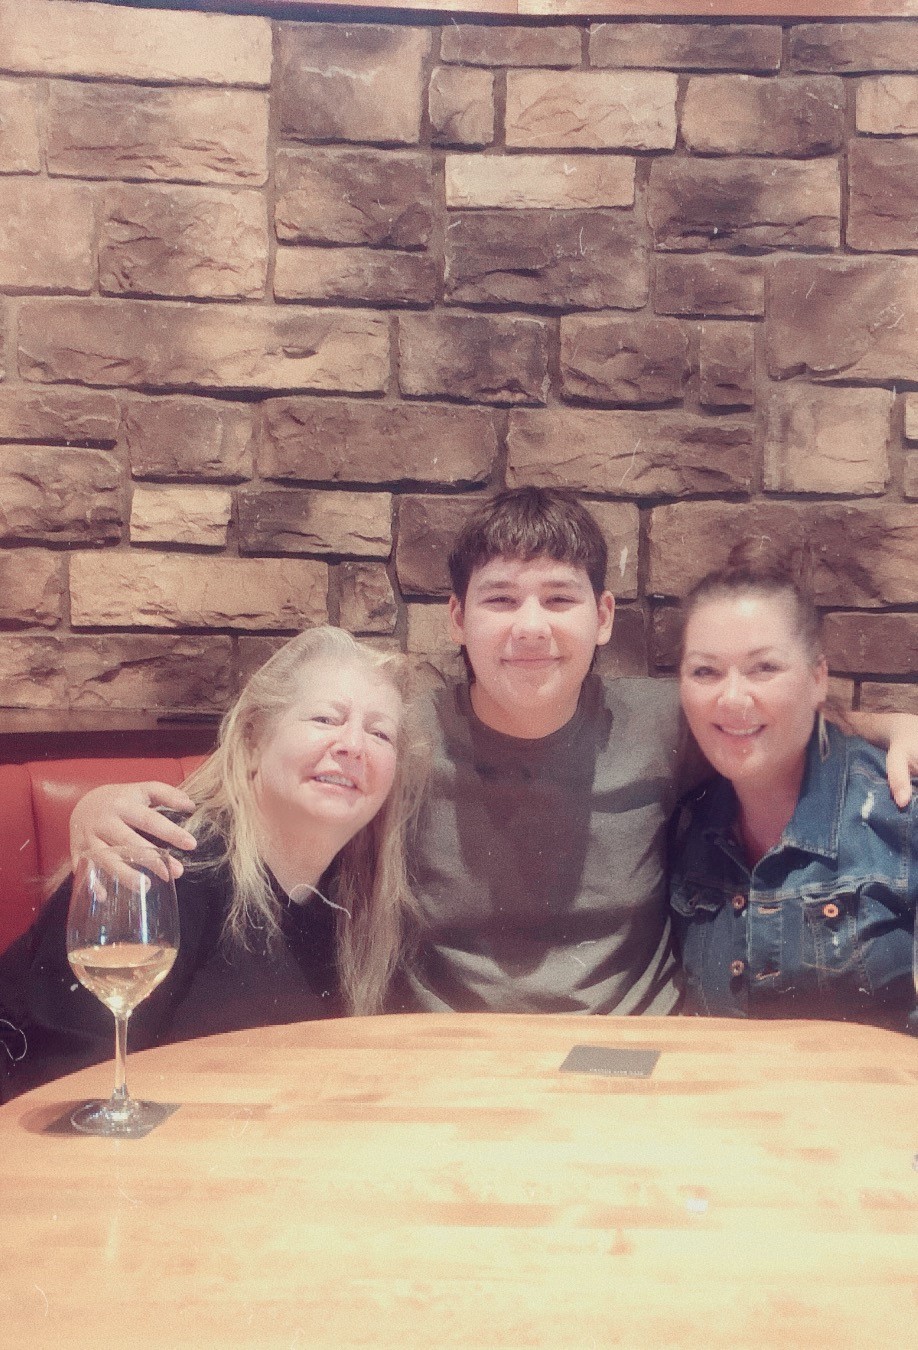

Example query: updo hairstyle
[679,538,823,662]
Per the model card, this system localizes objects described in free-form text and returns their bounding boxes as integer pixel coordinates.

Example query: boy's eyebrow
[473,570,587,590]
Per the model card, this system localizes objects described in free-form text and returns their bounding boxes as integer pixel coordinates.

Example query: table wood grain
[0,1013,916,1348]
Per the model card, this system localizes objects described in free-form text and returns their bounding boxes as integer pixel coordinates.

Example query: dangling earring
[817,708,830,762]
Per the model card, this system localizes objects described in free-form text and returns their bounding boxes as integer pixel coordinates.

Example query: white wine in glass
[67,847,179,1137]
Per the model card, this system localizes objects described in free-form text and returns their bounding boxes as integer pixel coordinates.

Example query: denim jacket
[670,723,916,1023]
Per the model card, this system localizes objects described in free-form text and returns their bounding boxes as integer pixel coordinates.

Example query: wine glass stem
[112,1014,131,1107]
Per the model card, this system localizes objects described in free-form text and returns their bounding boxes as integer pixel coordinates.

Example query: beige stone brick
[124,397,254,482]
[856,76,918,134]
[399,312,550,405]
[649,604,680,671]
[764,385,891,495]
[648,501,918,606]
[560,315,690,406]
[237,636,288,688]
[648,503,773,598]
[827,677,856,712]
[790,22,918,72]
[699,323,756,409]
[0,549,61,626]
[823,612,918,676]
[46,83,269,186]
[100,185,268,300]
[70,552,327,631]
[274,247,438,307]
[596,607,649,678]
[0,0,271,85]
[0,178,94,291]
[441,24,580,67]
[277,24,429,146]
[0,388,119,444]
[507,408,752,499]
[682,76,844,156]
[904,453,918,499]
[446,211,647,311]
[654,257,765,318]
[0,633,233,711]
[0,446,120,543]
[589,501,640,600]
[859,681,918,714]
[429,67,494,148]
[590,23,781,72]
[407,649,465,687]
[649,158,840,251]
[506,71,677,150]
[19,300,390,394]
[396,495,479,597]
[766,257,918,383]
[257,399,496,487]
[906,394,918,442]
[0,78,40,172]
[130,486,232,548]
[275,149,434,249]
[406,603,453,657]
[338,563,397,635]
[237,488,392,559]
[847,140,918,251]
[445,154,634,210]
[804,505,918,608]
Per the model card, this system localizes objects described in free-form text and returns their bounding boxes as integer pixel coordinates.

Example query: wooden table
[0,1014,915,1349]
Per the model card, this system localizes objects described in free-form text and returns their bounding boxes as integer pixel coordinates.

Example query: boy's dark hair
[448,487,609,602]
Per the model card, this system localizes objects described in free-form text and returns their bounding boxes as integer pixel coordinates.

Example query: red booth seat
[0,756,207,955]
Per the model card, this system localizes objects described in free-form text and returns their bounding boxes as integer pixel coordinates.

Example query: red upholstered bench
[0,756,207,955]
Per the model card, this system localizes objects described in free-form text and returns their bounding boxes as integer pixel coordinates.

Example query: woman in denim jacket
[670,542,916,1026]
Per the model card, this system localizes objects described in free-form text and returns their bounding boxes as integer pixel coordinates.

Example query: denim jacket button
[822,902,840,920]
[730,959,746,977]
[731,894,746,912]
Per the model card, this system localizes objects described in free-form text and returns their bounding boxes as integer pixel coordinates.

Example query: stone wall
[1,0,917,717]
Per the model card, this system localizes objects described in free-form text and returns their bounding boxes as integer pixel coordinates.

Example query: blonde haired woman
[5,628,427,1092]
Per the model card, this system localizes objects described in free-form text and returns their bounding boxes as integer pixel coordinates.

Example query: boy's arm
[844,710,918,808]
[69,781,197,879]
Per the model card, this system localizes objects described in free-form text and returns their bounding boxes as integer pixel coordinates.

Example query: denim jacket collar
[700,721,849,864]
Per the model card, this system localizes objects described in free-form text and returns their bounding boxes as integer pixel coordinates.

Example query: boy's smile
[448,556,614,739]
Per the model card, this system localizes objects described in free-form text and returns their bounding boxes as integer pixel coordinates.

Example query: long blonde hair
[180,627,427,1015]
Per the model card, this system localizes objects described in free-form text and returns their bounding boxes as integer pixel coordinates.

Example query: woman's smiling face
[252,659,402,845]
[680,591,828,792]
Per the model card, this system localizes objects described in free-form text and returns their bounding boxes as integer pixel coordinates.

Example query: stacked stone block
[0,0,916,716]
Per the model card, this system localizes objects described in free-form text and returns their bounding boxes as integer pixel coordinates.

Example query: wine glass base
[70,1098,176,1139]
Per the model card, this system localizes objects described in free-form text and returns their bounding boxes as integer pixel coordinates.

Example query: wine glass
[67,846,180,1137]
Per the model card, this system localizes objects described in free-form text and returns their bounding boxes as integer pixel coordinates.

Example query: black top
[0,840,341,1099]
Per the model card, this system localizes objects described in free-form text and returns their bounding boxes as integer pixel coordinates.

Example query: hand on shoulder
[69,781,197,880]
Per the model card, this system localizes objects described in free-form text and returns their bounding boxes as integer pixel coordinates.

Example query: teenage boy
[68,488,916,1015]
[397,487,698,1014]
